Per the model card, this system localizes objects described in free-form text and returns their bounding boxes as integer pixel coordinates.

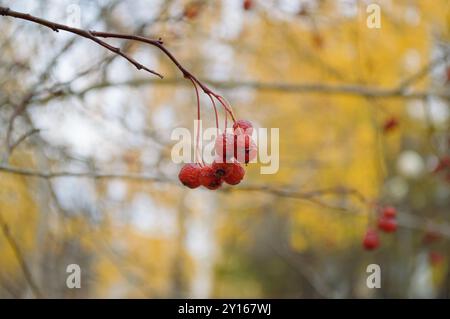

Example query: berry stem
[189,77,204,166]
[224,106,228,130]
[215,95,236,123]
[207,93,220,137]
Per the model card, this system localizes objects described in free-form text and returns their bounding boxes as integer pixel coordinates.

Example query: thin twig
[7,128,40,156]
[397,51,450,90]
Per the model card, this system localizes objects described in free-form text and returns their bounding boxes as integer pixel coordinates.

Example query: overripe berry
[212,161,233,178]
[178,163,201,189]
[377,216,397,233]
[382,206,397,218]
[215,133,235,162]
[199,165,223,190]
[224,162,245,185]
[363,229,380,250]
[233,119,253,135]
[234,134,257,164]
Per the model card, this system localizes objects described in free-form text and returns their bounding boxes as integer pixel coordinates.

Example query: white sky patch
[140,146,162,167]
[406,98,449,126]
[279,0,301,13]
[202,41,235,81]
[403,49,422,73]
[218,0,244,40]
[124,104,146,132]
[107,180,128,202]
[404,5,421,26]
[409,252,435,298]
[185,191,216,298]
[98,89,127,119]
[426,97,450,126]
[129,193,176,237]
[52,176,97,211]
[385,176,409,200]
[397,150,424,179]
[337,0,358,17]
[29,101,125,160]
[152,104,175,130]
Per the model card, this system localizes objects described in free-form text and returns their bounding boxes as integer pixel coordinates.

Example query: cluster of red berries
[363,206,398,251]
[178,120,256,190]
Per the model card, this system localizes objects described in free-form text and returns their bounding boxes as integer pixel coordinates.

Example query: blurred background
[0,0,449,298]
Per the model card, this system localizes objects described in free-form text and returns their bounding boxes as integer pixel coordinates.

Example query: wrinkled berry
[199,165,223,190]
[178,163,201,189]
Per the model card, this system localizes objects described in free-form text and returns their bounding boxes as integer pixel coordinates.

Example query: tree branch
[0,6,163,78]
[34,78,450,106]
[0,164,172,183]
[1,164,450,239]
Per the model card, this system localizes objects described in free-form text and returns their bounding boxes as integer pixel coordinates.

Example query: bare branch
[34,78,450,106]
[0,6,162,78]
[1,164,450,239]
[0,164,172,183]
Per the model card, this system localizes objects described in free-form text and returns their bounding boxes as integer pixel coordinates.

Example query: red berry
[215,133,235,161]
[224,162,245,185]
[243,0,253,11]
[363,229,380,250]
[429,251,445,266]
[211,161,233,179]
[178,164,201,189]
[377,216,397,233]
[383,116,399,133]
[382,206,397,218]
[233,119,253,135]
[234,134,257,164]
[199,165,223,190]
